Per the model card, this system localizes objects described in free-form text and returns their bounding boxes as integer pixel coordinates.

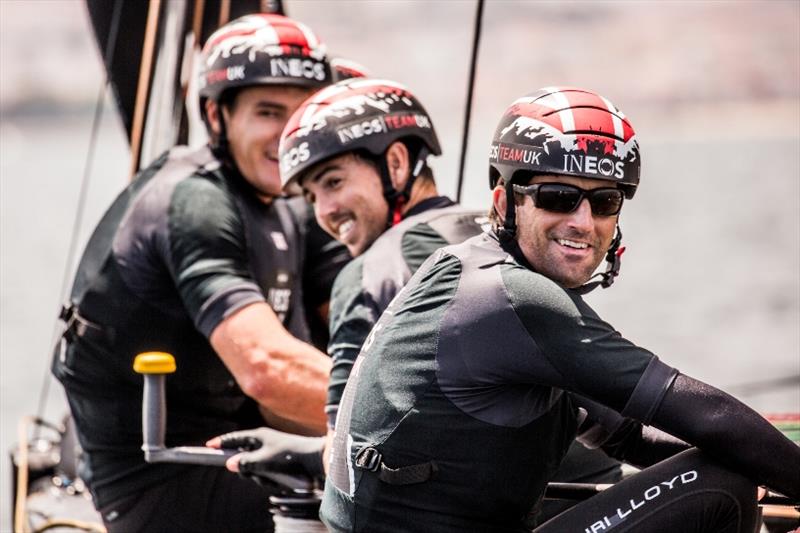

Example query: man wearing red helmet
[51,13,350,532]
[312,87,799,531]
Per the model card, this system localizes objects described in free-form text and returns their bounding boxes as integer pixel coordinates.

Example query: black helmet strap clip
[205,100,241,179]
[574,224,625,295]
[209,106,235,171]
[498,178,626,294]
[379,144,431,228]
[208,100,258,197]
[497,180,518,243]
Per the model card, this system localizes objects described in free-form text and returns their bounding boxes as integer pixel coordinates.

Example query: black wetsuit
[326,197,622,525]
[51,145,348,532]
[322,231,799,532]
[325,196,485,427]
[325,196,622,523]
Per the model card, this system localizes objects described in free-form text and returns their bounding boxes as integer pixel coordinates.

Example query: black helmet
[279,78,441,192]
[198,13,331,106]
[489,86,640,199]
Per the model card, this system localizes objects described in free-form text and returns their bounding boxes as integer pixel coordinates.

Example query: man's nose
[567,198,595,230]
[315,193,338,224]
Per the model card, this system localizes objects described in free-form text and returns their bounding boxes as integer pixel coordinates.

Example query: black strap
[354,446,437,486]
[59,303,114,345]
[622,357,679,425]
[573,224,625,295]
[380,145,432,228]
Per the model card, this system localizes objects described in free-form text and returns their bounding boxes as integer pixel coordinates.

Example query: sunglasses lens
[588,189,624,216]
[535,185,583,213]
[533,184,624,216]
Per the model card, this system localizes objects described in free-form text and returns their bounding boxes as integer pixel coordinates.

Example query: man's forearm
[211,302,331,435]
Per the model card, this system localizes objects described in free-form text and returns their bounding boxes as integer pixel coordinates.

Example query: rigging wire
[455,0,485,203]
[262,0,286,15]
[33,0,125,430]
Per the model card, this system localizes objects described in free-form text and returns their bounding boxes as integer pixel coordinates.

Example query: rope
[32,0,124,437]
[455,0,485,203]
[14,416,34,533]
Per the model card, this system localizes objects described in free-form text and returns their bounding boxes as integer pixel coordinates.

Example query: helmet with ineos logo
[279,78,441,194]
[488,86,640,199]
[489,86,640,292]
[198,14,332,109]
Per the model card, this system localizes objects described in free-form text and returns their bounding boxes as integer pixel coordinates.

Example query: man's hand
[207,427,326,482]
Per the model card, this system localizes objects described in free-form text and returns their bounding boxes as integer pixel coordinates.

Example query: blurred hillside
[2,1,799,110]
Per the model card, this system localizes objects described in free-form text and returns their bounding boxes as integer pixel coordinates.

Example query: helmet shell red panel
[198,14,331,102]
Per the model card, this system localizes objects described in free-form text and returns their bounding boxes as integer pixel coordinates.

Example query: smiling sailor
[313,87,799,532]
[51,13,352,533]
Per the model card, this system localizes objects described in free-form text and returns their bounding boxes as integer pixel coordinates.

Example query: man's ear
[205,99,222,136]
[385,141,411,191]
[492,185,507,221]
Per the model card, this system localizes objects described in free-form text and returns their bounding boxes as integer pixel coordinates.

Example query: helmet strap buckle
[575,224,624,294]
[499,181,517,241]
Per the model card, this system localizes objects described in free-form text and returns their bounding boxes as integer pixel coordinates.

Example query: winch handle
[133,352,313,491]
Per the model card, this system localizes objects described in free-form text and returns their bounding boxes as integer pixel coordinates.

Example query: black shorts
[535,448,759,533]
[98,465,274,533]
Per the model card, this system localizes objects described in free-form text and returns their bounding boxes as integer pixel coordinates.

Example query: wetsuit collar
[404,196,456,218]
[490,228,536,272]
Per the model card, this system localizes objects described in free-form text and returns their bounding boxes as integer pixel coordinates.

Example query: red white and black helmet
[489,86,640,199]
[279,78,441,192]
[198,13,332,106]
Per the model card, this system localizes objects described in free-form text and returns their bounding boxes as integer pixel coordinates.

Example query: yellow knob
[133,352,176,374]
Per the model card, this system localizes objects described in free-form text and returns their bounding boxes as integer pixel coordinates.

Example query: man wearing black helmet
[51,13,350,533]
[313,87,799,532]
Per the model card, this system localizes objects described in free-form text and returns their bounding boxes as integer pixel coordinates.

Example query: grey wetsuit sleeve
[652,373,800,499]
[502,264,677,418]
[325,258,379,428]
[572,394,689,468]
[167,178,265,337]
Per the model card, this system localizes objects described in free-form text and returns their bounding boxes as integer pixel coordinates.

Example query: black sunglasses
[512,182,624,217]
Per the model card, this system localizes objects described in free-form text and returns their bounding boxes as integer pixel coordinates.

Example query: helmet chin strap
[209,107,236,172]
[496,184,538,271]
[208,110,267,199]
[574,224,625,295]
[497,183,517,243]
[379,146,431,228]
